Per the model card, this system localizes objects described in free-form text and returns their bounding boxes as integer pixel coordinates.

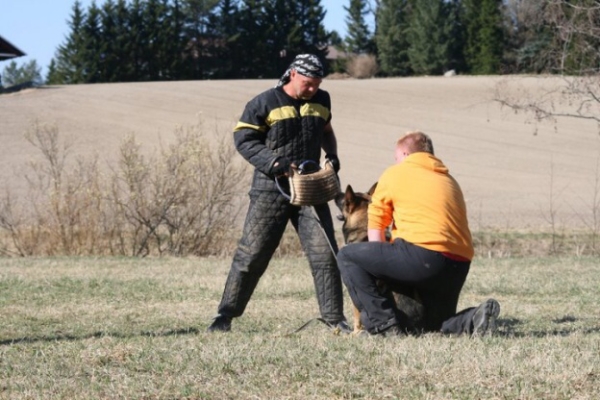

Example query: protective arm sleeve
[233,98,282,177]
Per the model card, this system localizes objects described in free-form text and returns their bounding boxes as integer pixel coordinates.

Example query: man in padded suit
[207,54,350,333]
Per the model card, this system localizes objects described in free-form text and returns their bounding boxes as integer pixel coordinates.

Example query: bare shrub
[345,54,379,79]
[0,120,249,257]
[494,1,600,132]
[0,121,106,256]
[110,124,248,256]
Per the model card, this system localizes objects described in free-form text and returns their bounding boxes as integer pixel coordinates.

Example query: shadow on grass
[0,326,200,346]
[497,316,600,338]
[3,317,599,345]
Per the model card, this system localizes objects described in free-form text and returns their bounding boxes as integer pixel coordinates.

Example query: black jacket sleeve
[233,94,281,177]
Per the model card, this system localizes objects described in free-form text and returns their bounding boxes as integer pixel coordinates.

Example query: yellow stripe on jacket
[368,152,474,260]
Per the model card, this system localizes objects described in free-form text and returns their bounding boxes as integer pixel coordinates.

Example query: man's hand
[271,157,291,178]
[326,154,340,173]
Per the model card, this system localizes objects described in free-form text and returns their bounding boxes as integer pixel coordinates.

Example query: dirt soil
[2,76,599,231]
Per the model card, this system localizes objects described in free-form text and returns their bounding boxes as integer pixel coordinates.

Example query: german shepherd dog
[335,183,425,334]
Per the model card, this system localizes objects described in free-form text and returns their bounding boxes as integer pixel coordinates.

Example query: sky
[0,0,356,77]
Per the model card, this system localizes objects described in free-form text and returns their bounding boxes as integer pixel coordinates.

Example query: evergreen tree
[261,0,295,77]
[151,0,188,80]
[278,0,329,75]
[128,0,148,80]
[166,0,188,80]
[142,0,164,80]
[211,0,242,79]
[328,30,343,47]
[445,0,467,73]
[375,0,411,76]
[406,0,453,75]
[98,0,118,82]
[98,0,134,82]
[236,0,269,78]
[45,0,335,82]
[344,0,375,54]
[1,60,43,86]
[53,0,87,84]
[293,0,329,54]
[46,59,59,84]
[463,0,504,74]
[477,0,504,73]
[181,0,222,79]
[112,0,135,81]
[80,2,104,83]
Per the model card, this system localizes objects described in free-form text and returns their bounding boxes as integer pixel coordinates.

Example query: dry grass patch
[0,256,599,399]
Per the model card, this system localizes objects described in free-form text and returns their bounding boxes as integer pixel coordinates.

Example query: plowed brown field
[2,76,599,230]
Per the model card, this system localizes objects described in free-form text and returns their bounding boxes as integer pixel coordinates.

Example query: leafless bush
[495,76,600,135]
[495,1,600,132]
[0,122,106,256]
[544,0,600,75]
[0,120,249,257]
[345,54,379,79]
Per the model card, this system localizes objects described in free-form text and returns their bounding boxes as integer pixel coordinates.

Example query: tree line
[2,0,599,87]
[45,0,331,84]
[346,0,600,77]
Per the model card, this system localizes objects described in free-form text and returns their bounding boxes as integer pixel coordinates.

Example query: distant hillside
[2,76,599,230]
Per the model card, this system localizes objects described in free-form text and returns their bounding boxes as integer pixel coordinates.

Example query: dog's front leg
[352,303,363,333]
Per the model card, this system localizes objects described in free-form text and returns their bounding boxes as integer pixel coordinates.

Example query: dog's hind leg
[352,304,363,333]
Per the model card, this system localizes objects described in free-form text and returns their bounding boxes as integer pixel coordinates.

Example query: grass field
[1,255,598,399]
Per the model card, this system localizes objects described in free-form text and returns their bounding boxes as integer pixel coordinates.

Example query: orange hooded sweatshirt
[368,152,474,260]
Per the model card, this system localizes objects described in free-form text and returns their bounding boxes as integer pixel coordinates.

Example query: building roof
[0,35,26,61]
[325,46,348,60]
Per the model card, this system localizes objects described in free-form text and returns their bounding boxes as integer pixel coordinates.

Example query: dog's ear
[367,182,378,196]
[344,185,358,213]
[345,184,355,196]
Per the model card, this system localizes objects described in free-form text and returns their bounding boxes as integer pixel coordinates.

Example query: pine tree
[344,0,374,54]
[1,60,43,86]
[46,59,59,84]
[53,0,87,84]
[79,2,104,83]
[141,0,163,80]
[152,0,186,80]
[235,0,270,78]
[477,0,504,73]
[463,0,503,74]
[406,0,453,75]
[283,0,329,74]
[262,0,296,78]
[445,0,467,73]
[166,0,188,80]
[99,0,120,82]
[128,0,147,80]
[211,0,242,79]
[293,0,329,53]
[181,0,223,79]
[112,0,135,81]
[375,0,411,76]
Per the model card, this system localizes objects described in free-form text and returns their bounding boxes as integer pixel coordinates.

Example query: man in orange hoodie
[337,131,500,336]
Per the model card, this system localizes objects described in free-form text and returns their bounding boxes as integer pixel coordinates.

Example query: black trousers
[216,189,345,323]
[337,238,476,334]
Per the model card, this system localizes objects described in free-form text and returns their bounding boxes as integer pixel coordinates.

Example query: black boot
[207,314,232,332]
